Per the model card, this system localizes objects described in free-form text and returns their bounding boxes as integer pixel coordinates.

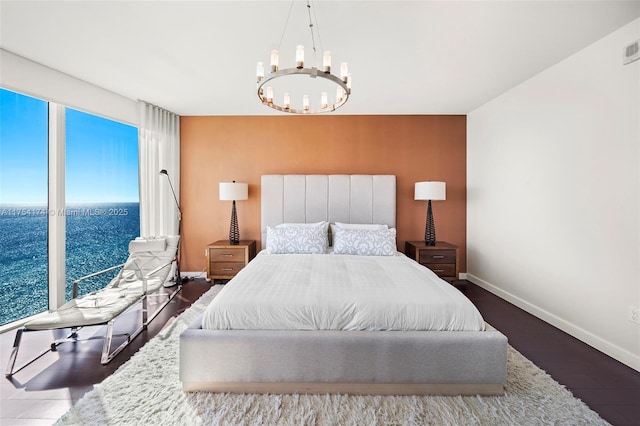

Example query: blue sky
[0,88,139,204]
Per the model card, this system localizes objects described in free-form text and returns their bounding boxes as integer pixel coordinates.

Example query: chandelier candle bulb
[284,93,291,109]
[340,62,348,83]
[270,50,279,72]
[303,95,310,111]
[336,87,344,102]
[266,86,274,104]
[296,45,304,68]
[323,51,331,72]
[256,62,264,81]
[321,92,328,109]
[347,73,352,90]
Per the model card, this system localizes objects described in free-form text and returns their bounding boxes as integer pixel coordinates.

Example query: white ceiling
[1,1,639,116]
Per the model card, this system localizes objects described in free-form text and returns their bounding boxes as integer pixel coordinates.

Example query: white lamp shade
[219,182,248,201]
[415,181,446,201]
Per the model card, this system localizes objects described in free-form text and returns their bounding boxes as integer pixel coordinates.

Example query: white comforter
[202,251,485,332]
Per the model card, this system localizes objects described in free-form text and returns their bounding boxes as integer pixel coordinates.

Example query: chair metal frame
[5,257,182,377]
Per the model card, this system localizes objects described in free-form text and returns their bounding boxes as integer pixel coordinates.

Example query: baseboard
[467,273,640,372]
[459,273,467,280]
[180,271,208,280]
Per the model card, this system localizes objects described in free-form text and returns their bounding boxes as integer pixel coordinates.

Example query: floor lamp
[159,169,186,284]
[219,181,249,245]
[414,181,446,246]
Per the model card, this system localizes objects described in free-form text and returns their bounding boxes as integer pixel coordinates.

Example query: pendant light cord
[278,0,324,67]
[306,0,317,61]
[277,0,296,51]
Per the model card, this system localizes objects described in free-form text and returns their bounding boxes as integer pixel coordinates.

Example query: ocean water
[0,203,140,326]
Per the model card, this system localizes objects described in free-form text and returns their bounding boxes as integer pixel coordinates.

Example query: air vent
[623,39,639,65]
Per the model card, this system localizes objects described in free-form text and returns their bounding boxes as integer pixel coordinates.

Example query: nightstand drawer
[424,263,456,278]
[209,262,246,276]
[419,250,456,264]
[206,240,257,282]
[209,248,246,262]
[405,241,459,283]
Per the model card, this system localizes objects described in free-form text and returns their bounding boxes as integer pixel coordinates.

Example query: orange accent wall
[180,115,466,274]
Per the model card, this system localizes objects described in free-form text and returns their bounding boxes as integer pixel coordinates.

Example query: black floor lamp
[414,181,446,246]
[160,169,186,284]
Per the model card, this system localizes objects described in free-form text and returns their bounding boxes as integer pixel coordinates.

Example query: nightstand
[206,240,256,281]
[405,241,459,282]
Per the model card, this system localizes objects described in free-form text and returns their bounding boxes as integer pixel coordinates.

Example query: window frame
[49,103,66,310]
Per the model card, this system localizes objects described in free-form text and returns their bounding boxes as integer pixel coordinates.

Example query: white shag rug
[55,285,609,426]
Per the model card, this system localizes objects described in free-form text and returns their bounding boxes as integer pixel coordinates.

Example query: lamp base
[228,200,241,245]
[424,200,437,246]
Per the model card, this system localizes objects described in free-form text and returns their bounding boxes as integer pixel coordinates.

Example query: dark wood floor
[1,279,639,425]
[0,281,212,425]
[456,281,640,426]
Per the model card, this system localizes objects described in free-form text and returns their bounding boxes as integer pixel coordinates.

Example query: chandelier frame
[257,66,350,114]
[256,0,351,114]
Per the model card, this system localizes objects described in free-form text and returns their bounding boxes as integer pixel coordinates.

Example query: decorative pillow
[276,221,327,229]
[266,226,328,254]
[334,222,388,230]
[128,238,167,253]
[329,222,388,246]
[333,227,397,256]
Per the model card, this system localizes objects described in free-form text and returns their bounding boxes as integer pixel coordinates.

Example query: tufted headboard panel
[261,175,396,248]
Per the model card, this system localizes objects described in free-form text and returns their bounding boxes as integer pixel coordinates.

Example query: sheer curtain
[138,102,180,237]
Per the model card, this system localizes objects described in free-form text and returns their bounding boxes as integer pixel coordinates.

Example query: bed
[180,175,507,395]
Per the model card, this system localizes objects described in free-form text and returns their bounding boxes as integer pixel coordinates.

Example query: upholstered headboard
[261,175,396,248]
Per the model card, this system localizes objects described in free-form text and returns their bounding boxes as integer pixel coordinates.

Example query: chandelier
[256,0,351,114]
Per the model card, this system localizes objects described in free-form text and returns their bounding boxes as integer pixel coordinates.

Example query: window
[65,108,139,298]
[0,88,49,326]
[0,88,139,326]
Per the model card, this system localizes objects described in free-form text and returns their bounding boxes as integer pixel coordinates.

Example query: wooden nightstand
[405,241,459,282]
[206,240,256,281]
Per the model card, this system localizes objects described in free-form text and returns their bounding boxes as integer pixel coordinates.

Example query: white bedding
[202,251,485,332]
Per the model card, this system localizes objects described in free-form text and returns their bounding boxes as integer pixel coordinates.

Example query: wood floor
[1,279,638,425]
[457,281,640,426]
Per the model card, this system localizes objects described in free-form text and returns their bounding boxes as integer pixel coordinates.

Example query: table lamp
[414,181,446,246]
[219,181,249,245]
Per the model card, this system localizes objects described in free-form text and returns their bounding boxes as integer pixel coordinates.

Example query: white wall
[467,18,640,371]
[0,49,138,125]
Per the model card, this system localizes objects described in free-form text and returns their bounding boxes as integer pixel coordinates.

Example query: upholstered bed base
[179,174,508,396]
[180,314,508,395]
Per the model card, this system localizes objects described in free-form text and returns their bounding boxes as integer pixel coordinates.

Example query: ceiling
[1,1,639,116]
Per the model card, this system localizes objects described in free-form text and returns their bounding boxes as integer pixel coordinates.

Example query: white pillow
[128,238,167,253]
[333,227,397,256]
[276,221,327,229]
[266,226,328,254]
[329,222,388,246]
[273,222,329,251]
[334,222,388,230]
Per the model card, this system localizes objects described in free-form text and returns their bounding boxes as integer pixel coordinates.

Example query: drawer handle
[220,254,234,257]
[220,268,234,271]
[433,269,445,273]
[432,255,445,259]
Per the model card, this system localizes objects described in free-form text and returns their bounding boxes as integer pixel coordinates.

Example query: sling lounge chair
[5,235,182,377]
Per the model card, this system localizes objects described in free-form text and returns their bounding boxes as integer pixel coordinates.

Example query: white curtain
[139,102,180,237]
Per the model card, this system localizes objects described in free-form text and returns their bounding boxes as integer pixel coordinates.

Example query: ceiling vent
[623,39,639,65]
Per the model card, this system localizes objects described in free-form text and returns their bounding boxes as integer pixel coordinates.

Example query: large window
[0,89,49,325]
[0,88,139,326]
[65,108,139,298]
